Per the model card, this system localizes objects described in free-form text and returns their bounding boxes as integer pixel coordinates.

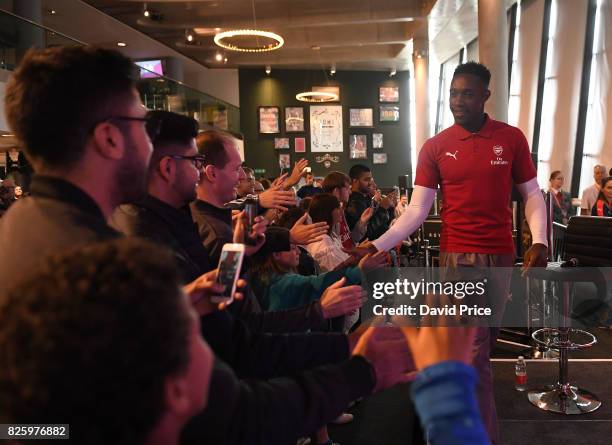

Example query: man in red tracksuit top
[367,62,549,445]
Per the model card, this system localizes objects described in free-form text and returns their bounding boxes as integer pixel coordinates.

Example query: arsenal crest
[493,145,503,156]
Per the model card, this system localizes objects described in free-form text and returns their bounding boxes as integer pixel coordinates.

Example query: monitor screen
[135,60,164,79]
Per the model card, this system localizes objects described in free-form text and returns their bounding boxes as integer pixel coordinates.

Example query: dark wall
[238,69,412,188]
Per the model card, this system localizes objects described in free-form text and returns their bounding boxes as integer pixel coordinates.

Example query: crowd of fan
[0,46,489,445]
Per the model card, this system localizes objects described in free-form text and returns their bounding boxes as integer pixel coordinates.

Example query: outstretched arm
[371,186,436,252]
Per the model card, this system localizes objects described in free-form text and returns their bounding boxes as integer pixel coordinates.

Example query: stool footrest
[528,384,601,414]
[531,328,597,350]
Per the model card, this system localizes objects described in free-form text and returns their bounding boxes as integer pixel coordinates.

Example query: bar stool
[525,263,601,414]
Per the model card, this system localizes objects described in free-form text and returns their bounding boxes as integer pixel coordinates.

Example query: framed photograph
[274,137,290,149]
[349,134,367,159]
[373,133,383,149]
[310,105,343,152]
[294,137,306,153]
[379,105,400,122]
[258,106,280,134]
[349,108,374,128]
[373,153,388,164]
[279,153,291,170]
[379,86,399,103]
[285,107,305,132]
[312,86,340,101]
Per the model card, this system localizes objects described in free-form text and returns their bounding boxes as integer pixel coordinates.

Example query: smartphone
[243,197,258,246]
[211,243,245,304]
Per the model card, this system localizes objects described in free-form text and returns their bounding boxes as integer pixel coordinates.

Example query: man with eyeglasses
[111,110,212,281]
[0,45,162,287]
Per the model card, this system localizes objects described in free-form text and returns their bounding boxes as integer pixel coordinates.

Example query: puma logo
[445,151,458,160]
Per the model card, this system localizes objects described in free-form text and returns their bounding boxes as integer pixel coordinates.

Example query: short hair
[149,111,199,169]
[299,196,313,212]
[453,62,491,87]
[0,239,191,445]
[5,46,137,169]
[151,110,198,147]
[276,206,306,229]
[594,164,608,174]
[349,164,371,181]
[549,170,562,181]
[242,166,254,176]
[322,171,350,193]
[308,193,340,235]
[260,178,272,189]
[196,130,233,168]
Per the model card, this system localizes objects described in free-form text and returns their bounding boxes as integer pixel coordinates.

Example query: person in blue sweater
[403,326,489,445]
[249,238,388,312]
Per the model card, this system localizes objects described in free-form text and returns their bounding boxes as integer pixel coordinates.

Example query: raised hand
[183,269,247,314]
[290,213,328,244]
[358,251,389,273]
[401,326,476,370]
[319,277,366,319]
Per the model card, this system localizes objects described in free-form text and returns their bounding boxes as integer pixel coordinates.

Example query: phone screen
[217,250,243,299]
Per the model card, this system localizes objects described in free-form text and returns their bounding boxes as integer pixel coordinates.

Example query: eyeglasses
[168,154,207,170]
[93,115,161,142]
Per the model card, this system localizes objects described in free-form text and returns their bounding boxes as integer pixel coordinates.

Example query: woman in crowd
[306,194,354,273]
[548,170,574,224]
[591,176,612,217]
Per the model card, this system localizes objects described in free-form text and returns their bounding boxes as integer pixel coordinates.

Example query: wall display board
[379,86,399,103]
[349,134,367,159]
[379,105,400,122]
[310,105,343,152]
[285,107,305,132]
[274,138,290,149]
[349,108,374,127]
[373,133,383,148]
[259,106,280,133]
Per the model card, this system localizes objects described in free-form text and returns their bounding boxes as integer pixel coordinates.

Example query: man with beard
[345,164,396,242]
[0,46,156,288]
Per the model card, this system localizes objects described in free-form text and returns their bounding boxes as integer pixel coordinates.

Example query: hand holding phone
[211,244,245,304]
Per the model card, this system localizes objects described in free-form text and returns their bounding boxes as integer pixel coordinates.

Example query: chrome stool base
[528,384,601,414]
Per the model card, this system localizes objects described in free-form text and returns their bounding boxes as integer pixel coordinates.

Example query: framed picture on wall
[258,106,280,134]
[379,105,400,122]
[310,105,343,152]
[373,133,383,148]
[379,86,399,103]
[274,138,290,149]
[279,153,291,170]
[285,107,305,132]
[294,137,306,153]
[349,108,374,127]
[373,153,387,164]
[349,134,367,159]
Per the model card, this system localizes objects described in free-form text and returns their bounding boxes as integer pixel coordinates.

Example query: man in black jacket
[345,164,396,241]
[112,111,361,332]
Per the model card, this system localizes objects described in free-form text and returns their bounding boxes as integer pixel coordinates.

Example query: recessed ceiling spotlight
[215,52,223,62]
[117,42,127,47]
[185,29,195,43]
[265,65,271,75]
[48,9,57,15]
[389,68,397,77]
[143,2,150,17]
[224,57,228,63]
[330,65,336,75]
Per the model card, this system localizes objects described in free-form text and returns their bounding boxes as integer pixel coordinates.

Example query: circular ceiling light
[295,91,338,103]
[214,29,284,53]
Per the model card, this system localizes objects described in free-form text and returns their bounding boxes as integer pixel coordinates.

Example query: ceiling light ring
[214,29,284,53]
[296,91,338,103]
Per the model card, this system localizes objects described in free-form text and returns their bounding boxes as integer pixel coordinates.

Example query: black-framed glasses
[168,154,207,170]
[94,115,161,142]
